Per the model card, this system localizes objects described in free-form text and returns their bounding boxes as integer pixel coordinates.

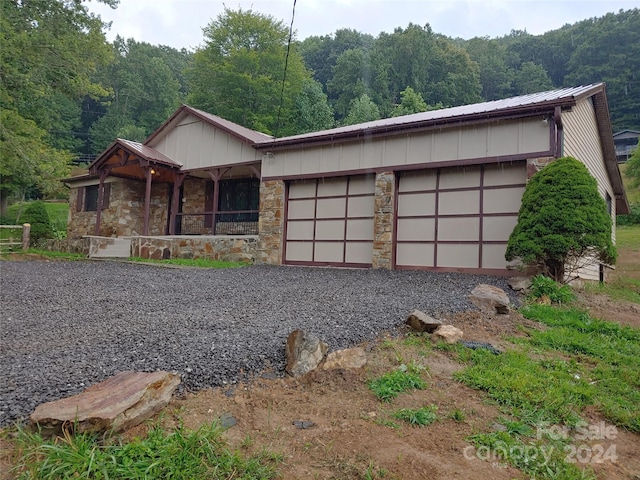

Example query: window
[76,184,110,212]
[218,178,259,222]
[606,193,612,217]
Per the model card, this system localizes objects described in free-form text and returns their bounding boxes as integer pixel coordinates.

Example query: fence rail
[176,211,258,235]
[0,224,31,251]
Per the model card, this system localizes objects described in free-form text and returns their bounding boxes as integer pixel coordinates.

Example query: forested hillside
[1,2,638,211]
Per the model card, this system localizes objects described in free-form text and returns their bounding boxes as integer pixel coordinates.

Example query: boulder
[322,347,367,370]
[405,309,442,333]
[30,371,180,435]
[285,330,328,377]
[507,276,532,292]
[432,325,463,344]
[469,284,511,314]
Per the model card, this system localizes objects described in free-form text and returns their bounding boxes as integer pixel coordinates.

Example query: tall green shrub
[505,157,616,282]
[22,201,53,243]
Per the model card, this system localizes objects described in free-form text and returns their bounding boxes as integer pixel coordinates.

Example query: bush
[22,201,53,243]
[505,157,616,282]
[617,205,640,226]
[529,275,575,304]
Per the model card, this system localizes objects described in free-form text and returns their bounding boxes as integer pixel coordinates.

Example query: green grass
[10,421,279,479]
[451,303,639,478]
[368,364,427,402]
[4,201,69,232]
[616,224,640,250]
[127,257,247,269]
[0,249,86,260]
[392,405,438,426]
[585,276,640,303]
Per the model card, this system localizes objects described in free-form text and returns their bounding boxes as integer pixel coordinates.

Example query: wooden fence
[0,224,31,251]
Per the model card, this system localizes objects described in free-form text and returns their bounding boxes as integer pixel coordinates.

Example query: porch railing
[176,211,259,235]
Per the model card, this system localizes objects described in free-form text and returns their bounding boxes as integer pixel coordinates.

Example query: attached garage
[394,162,526,272]
[284,175,375,267]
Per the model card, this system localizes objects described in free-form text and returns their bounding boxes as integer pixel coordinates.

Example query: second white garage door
[395,162,526,271]
[284,175,375,267]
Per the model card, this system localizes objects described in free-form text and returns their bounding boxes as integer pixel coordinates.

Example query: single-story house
[613,129,639,162]
[65,83,629,280]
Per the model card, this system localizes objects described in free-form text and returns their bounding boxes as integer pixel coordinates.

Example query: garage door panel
[437,244,479,268]
[438,166,481,189]
[482,244,510,269]
[396,243,435,267]
[397,218,435,241]
[484,163,527,186]
[483,216,518,242]
[483,187,524,214]
[346,242,373,264]
[399,171,437,192]
[289,181,316,199]
[397,192,436,216]
[314,242,344,263]
[347,219,374,240]
[438,218,479,241]
[285,242,313,262]
[286,220,314,240]
[439,191,479,215]
[317,178,347,197]
[315,220,345,240]
[287,199,315,219]
[348,196,374,217]
[349,175,375,195]
[316,197,346,218]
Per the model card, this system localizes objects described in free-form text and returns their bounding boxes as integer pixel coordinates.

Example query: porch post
[211,170,220,235]
[169,173,185,235]
[143,166,153,236]
[94,170,108,236]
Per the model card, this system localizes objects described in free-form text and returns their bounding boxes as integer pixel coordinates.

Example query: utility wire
[274,0,297,140]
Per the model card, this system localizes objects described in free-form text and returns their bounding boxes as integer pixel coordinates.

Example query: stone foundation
[526,157,555,179]
[131,236,259,263]
[38,237,90,254]
[372,172,395,269]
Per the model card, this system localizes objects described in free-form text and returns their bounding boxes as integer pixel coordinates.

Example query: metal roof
[145,105,273,147]
[117,139,183,167]
[258,84,605,147]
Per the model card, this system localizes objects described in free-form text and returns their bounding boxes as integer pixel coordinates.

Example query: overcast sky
[88,0,639,51]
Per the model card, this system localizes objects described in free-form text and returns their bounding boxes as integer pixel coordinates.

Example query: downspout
[553,106,563,158]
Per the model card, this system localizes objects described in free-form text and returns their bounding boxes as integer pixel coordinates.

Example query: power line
[274,0,297,139]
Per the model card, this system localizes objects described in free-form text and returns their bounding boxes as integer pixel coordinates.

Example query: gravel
[0,261,519,427]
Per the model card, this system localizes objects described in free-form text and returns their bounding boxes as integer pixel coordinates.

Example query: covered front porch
[88,139,261,239]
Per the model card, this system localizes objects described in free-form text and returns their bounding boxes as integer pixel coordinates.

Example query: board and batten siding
[149,114,261,169]
[562,97,616,280]
[262,117,550,178]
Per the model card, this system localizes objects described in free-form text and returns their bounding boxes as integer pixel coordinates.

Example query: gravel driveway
[0,261,517,426]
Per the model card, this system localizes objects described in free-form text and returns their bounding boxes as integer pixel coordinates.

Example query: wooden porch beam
[169,173,186,235]
[94,169,109,236]
[247,164,261,179]
[143,166,153,236]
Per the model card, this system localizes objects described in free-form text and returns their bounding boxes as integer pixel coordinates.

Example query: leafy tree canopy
[186,7,310,136]
[392,87,429,117]
[343,94,381,125]
[625,140,640,188]
[505,157,616,282]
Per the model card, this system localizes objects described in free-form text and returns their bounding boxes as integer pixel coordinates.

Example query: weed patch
[10,421,279,479]
[392,405,438,427]
[368,364,427,402]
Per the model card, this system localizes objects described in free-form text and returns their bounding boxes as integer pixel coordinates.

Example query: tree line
[1,2,638,212]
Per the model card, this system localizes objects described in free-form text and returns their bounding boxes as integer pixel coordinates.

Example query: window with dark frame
[84,185,99,211]
[76,184,110,212]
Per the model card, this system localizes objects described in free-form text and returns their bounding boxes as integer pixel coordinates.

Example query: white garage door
[284,175,375,267]
[395,162,526,271]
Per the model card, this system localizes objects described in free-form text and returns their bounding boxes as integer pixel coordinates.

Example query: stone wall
[257,180,284,265]
[68,179,169,238]
[38,237,90,254]
[372,172,395,269]
[181,178,207,214]
[131,236,259,263]
[526,157,555,179]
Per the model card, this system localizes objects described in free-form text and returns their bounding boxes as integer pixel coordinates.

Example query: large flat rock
[30,371,181,435]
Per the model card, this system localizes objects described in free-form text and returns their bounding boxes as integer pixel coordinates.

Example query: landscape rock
[405,309,442,333]
[285,330,328,377]
[30,371,180,435]
[469,284,511,314]
[322,347,367,370]
[507,276,532,292]
[432,325,463,344]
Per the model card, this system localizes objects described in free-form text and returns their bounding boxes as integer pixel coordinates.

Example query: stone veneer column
[372,171,395,269]
[258,180,285,265]
[526,157,555,179]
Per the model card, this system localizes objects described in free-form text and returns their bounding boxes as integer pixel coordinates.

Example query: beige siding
[264,118,549,178]
[150,114,260,169]
[563,97,617,280]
